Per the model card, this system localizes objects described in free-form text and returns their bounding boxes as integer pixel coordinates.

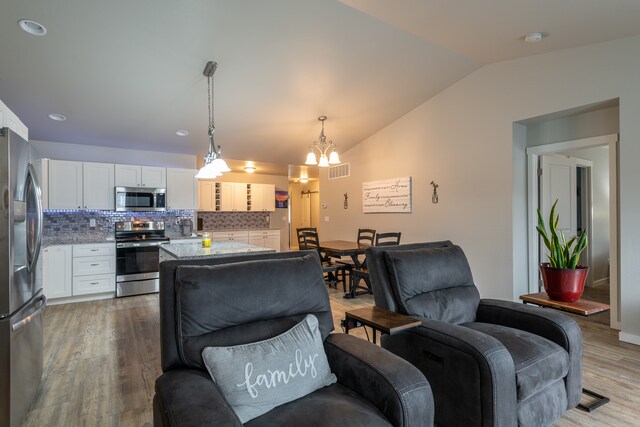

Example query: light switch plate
[89,218,96,227]
[324,216,330,222]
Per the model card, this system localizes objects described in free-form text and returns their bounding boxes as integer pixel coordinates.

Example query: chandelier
[195,61,231,179]
[305,115,340,167]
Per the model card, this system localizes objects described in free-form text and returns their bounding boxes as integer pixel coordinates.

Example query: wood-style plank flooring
[23,287,640,426]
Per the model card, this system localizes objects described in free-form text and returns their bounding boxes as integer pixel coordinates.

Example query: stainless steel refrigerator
[0,127,46,427]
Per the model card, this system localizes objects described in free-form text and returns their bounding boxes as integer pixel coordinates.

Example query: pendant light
[305,115,340,167]
[196,61,231,179]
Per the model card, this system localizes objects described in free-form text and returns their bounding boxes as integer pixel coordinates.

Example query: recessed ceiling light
[524,32,544,43]
[244,166,256,173]
[18,19,47,36]
[176,130,189,136]
[48,113,66,121]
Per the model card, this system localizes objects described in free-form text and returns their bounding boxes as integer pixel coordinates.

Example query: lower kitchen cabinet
[248,230,280,252]
[43,243,116,302]
[73,274,114,296]
[72,243,115,295]
[43,245,73,299]
[211,230,249,244]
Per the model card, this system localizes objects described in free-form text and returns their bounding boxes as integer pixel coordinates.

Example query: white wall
[321,35,640,344]
[31,139,197,169]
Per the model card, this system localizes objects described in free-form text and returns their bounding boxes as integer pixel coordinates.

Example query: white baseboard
[47,292,115,306]
[619,332,640,346]
[592,277,609,287]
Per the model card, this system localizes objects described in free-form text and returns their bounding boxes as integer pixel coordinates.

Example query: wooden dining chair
[296,227,317,249]
[299,230,349,291]
[347,232,402,298]
[335,228,376,267]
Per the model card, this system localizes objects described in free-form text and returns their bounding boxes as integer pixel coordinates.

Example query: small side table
[520,292,610,412]
[344,306,421,344]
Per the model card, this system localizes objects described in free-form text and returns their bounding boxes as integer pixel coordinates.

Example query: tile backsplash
[43,210,272,245]
[43,210,196,243]
[197,211,271,230]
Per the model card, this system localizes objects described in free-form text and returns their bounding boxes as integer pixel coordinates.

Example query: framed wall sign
[362,177,412,213]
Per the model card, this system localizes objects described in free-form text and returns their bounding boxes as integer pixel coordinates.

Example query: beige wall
[199,172,289,251]
[321,35,640,344]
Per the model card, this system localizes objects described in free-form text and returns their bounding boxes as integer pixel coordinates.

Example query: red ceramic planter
[539,263,589,302]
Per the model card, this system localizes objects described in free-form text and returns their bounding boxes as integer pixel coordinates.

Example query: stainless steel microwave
[115,187,167,212]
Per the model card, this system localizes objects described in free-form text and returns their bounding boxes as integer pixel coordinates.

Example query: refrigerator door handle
[26,163,43,273]
[11,294,47,332]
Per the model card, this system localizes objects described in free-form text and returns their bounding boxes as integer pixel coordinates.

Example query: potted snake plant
[536,200,589,302]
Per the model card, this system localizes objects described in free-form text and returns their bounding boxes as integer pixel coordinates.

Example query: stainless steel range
[115,221,169,297]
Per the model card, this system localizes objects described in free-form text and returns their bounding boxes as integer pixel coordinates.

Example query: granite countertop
[159,241,274,260]
[197,228,281,233]
[43,235,116,246]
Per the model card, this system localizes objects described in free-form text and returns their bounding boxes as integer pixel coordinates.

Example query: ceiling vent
[328,163,350,179]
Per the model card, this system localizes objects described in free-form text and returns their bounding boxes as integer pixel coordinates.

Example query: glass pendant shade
[328,150,340,164]
[212,157,231,173]
[305,151,318,165]
[318,154,330,167]
[195,162,222,179]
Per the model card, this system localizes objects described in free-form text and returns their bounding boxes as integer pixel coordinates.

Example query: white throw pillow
[202,314,337,423]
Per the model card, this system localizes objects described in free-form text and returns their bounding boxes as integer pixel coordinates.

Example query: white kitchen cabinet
[198,181,216,211]
[115,164,140,187]
[48,160,83,209]
[72,243,115,296]
[43,245,73,298]
[115,164,166,188]
[219,182,247,212]
[211,230,249,244]
[49,160,114,210]
[83,162,115,210]
[167,168,198,210]
[249,183,275,212]
[248,230,280,252]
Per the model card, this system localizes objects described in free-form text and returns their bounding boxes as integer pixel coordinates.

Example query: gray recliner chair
[366,241,583,427]
[154,250,434,427]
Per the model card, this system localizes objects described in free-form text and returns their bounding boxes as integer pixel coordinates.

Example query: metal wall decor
[344,193,348,209]
[430,181,439,204]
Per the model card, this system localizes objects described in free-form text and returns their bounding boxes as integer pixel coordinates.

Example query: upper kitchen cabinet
[49,160,115,210]
[198,181,215,211]
[115,164,166,188]
[83,162,115,210]
[248,183,275,212]
[219,182,247,212]
[48,160,83,209]
[166,168,198,210]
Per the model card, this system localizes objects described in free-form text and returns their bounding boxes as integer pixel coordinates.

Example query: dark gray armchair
[366,241,583,427]
[154,250,434,427]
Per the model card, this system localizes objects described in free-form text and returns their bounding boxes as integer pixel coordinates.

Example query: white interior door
[301,194,311,227]
[539,154,578,259]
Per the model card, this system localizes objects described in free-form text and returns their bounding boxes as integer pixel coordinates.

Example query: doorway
[526,134,618,328]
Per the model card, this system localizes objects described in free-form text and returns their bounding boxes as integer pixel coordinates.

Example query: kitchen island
[159,240,274,262]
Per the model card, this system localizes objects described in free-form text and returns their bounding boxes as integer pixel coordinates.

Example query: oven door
[116,242,162,282]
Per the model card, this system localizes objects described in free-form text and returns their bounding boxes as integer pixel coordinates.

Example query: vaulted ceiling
[1,0,639,173]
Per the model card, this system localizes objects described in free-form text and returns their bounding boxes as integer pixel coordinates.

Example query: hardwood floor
[24,288,640,426]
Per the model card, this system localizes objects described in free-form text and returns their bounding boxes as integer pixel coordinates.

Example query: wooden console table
[519,292,610,412]
[344,306,421,344]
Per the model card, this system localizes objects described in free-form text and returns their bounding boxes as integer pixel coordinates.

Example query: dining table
[318,240,371,269]
[318,240,372,299]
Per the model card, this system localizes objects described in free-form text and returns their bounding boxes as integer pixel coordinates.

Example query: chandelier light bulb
[305,151,318,165]
[318,154,330,167]
[328,150,340,164]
